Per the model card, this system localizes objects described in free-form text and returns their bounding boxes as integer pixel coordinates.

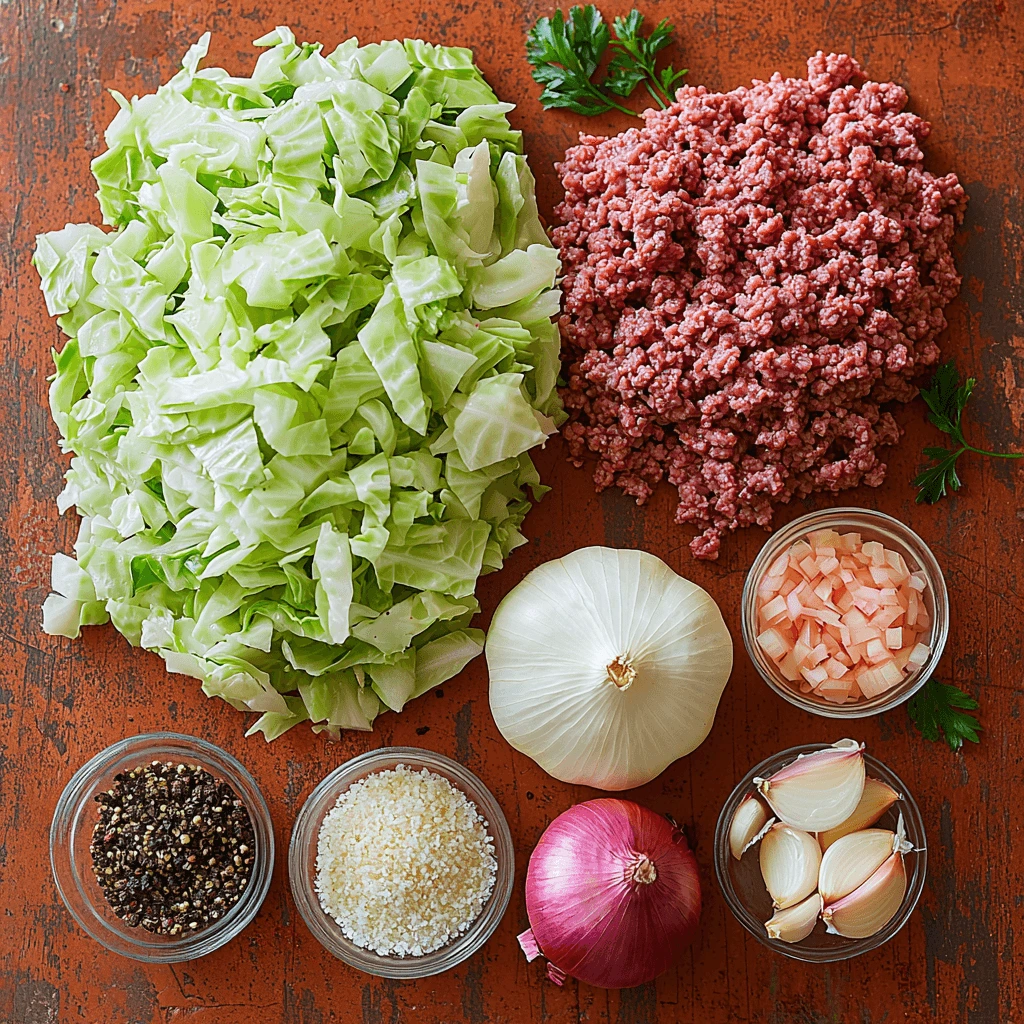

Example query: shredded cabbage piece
[35,28,563,739]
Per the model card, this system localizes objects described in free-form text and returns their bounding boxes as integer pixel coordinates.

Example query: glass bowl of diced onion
[741,508,948,718]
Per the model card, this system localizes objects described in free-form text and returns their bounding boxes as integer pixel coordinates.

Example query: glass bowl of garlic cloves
[713,740,927,962]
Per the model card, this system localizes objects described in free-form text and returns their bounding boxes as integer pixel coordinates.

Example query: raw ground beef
[554,52,967,559]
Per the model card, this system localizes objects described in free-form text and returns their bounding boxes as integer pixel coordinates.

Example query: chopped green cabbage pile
[35,28,563,739]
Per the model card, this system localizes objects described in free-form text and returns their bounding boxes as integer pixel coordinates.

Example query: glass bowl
[741,507,949,718]
[289,746,514,978]
[714,743,927,962]
[50,732,274,963]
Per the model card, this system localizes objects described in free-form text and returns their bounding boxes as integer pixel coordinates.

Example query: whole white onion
[486,546,733,789]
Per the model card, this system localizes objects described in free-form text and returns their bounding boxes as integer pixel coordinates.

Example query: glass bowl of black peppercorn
[50,732,274,962]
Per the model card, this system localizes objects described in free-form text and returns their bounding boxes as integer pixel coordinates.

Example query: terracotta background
[1,0,1022,1021]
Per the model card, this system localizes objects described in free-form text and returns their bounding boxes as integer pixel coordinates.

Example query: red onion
[518,798,701,989]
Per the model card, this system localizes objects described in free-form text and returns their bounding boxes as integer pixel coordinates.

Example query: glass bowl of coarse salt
[289,747,514,978]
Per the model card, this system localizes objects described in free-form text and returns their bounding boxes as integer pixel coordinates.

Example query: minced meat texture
[554,52,967,559]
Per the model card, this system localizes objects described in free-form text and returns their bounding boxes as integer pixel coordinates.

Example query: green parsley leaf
[658,63,689,98]
[914,362,1023,504]
[913,447,963,503]
[526,6,686,116]
[908,677,982,751]
[527,7,631,116]
[919,362,971,437]
[603,58,647,99]
[610,11,687,108]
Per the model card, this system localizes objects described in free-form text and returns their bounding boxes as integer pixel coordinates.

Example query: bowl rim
[713,742,928,962]
[288,745,514,979]
[50,731,275,963]
[741,507,950,718]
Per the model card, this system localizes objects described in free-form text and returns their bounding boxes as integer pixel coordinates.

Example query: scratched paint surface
[1,1,1022,1021]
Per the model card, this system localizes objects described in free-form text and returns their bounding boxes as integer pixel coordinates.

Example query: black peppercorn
[89,761,255,936]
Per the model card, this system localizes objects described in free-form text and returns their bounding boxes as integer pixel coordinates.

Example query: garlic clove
[759,823,822,909]
[818,777,902,849]
[822,851,907,939]
[728,794,772,860]
[765,891,823,943]
[818,828,896,903]
[754,740,865,833]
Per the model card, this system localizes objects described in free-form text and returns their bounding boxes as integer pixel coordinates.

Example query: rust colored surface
[1,1,1022,1021]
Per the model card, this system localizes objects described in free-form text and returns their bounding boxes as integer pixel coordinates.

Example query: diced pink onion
[754,529,933,705]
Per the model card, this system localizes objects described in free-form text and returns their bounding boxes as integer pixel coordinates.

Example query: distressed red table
[2,1,1022,1021]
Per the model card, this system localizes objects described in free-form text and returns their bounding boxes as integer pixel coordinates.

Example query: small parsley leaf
[659,64,689,98]
[908,677,982,752]
[914,362,1023,504]
[526,7,624,116]
[913,447,963,503]
[610,11,687,107]
[603,59,647,99]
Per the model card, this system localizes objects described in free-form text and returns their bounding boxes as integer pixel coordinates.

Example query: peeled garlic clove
[818,777,902,849]
[729,794,772,860]
[759,823,821,909]
[822,851,907,939]
[766,892,822,943]
[818,828,896,903]
[754,740,865,832]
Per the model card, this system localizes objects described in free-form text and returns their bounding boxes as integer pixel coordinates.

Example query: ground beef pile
[554,52,967,558]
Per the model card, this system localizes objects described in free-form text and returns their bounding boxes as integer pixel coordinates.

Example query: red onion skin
[524,798,701,989]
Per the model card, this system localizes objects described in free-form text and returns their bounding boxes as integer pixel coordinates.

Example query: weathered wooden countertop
[1,1,1021,1021]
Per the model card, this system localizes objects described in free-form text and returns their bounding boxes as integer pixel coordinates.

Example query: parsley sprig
[914,362,1024,503]
[609,11,688,109]
[526,6,686,117]
[908,677,982,751]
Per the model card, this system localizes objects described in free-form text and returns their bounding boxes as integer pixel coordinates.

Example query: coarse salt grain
[315,764,497,957]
